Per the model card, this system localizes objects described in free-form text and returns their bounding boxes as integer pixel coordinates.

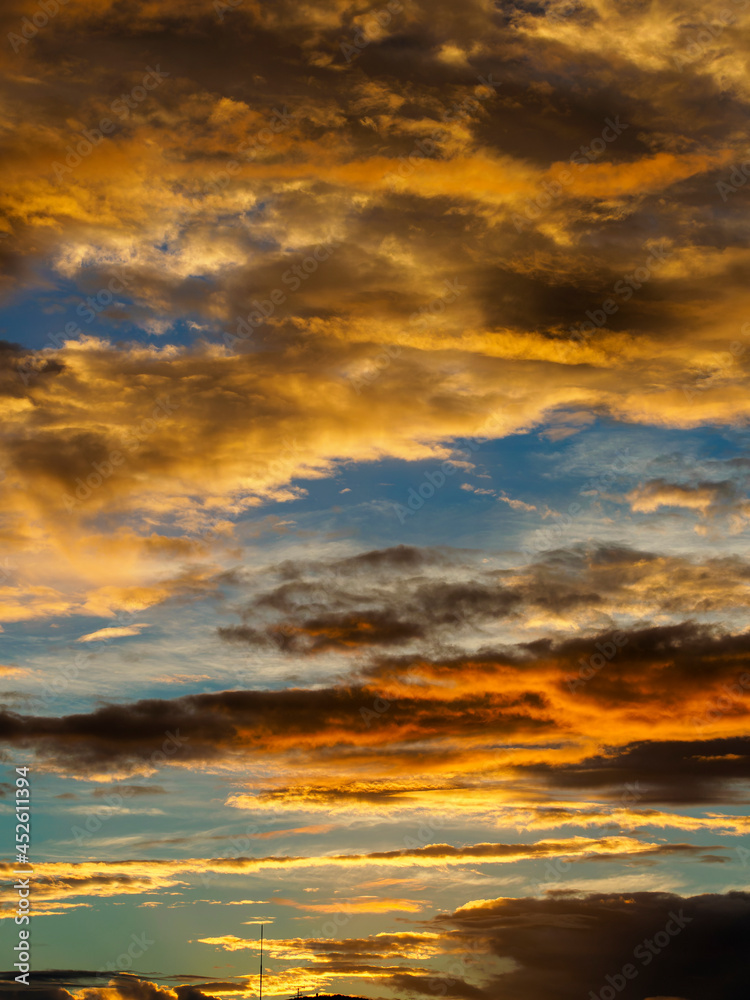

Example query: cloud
[628,479,733,514]
[26,890,746,999]
[518,736,750,805]
[217,544,750,660]
[196,929,450,959]
[419,890,750,1000]
[4,0,750,625]
[0,979,225,1000]
[2,1,750,991]
[271,895,426,913]
[218,609,426,653]
[4,576,750,813]
[0,837,693,909]
[627,477,750,531]
[249,824,336,839]
[0,988,76,1000]
[76,624,151,642]
[0,664,28,677]
[498,493,537,512]
[91,784,166,797]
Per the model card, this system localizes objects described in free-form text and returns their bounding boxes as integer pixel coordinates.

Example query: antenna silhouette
[259,924,264,1000]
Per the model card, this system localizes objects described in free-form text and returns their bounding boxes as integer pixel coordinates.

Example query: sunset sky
[1,1,750,998]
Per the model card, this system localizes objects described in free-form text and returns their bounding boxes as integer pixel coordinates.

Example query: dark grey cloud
[416,890,750,1000]
[0,680,553,774]
[91,785,167,798]
[219,543,750,657]
[0,973,225,1000]
[519,736,750,805]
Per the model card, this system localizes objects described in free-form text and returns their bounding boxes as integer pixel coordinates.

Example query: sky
[1,0,750,998]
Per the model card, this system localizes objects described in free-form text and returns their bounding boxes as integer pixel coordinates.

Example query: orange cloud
[272,895,426,913]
